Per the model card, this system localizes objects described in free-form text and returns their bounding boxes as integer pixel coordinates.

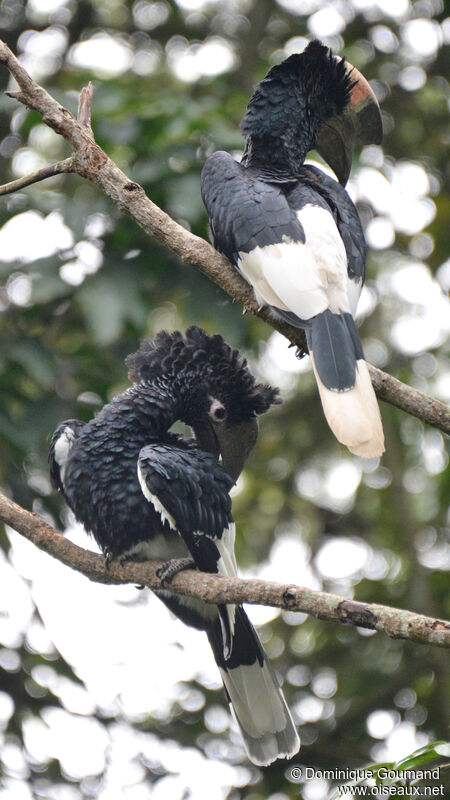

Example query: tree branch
[1,492,449,649]
[0,156,75,196]
[0,39,449,435]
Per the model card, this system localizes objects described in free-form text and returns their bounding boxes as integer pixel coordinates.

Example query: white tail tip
[311,355,385,458]
[220,659,300,766]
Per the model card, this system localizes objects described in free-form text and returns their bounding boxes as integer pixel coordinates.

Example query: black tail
[208,607,300,767]
[306,310,385,457]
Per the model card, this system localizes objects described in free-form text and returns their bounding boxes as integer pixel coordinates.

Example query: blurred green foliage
[0,1,449,798]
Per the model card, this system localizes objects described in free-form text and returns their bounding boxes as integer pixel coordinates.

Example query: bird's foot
[156,557,196,586]
[104,551,135,569]
[104,552,144,589]
[117,553,146,589]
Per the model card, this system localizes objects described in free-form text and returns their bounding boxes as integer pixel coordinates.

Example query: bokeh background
[0,1,449,798]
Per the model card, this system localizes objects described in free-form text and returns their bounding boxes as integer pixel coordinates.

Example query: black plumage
[240,39,354,179]
[49,326,299,766]
[201,40,385,457]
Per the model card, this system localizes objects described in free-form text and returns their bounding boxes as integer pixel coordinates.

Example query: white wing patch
[215,523,237,653]
[137,462,177,530]
[195,523,237,658]
[215,523,238,579]
[238,241,325,317]
[347,275,362,318]
[296,204,350,314]
[53,426,77,485]
[238,204,351,321]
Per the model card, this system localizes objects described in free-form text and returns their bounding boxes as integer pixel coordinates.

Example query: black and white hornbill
[49,327,300,766]
[201,39,385,458]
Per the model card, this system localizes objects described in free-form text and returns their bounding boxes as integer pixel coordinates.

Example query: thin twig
[77,81,94,138]
[0,38,449,435]
[0,156,75,196]
[0,493,449,649]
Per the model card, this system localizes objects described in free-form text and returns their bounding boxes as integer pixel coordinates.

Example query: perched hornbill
[201,39,385,458]
[49,327,300,766]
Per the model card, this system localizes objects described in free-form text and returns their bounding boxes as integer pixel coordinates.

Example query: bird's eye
[208,399,227,423]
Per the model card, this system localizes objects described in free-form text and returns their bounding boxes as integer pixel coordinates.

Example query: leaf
[394,741,450,771]
[434,742,450,757]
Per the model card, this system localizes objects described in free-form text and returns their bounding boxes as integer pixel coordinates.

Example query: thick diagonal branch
[1,493,449,649]
[0,40,449,435]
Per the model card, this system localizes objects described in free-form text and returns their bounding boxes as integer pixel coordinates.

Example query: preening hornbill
[201,39,385,458]
[49,327,300,766]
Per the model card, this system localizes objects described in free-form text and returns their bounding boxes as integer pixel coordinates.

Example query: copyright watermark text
[289,766,445,796]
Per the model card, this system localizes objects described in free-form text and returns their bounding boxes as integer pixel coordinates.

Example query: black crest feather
[126,326,280,422]
[241,39,355,140]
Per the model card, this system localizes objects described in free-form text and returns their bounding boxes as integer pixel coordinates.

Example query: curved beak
[315,60,383,186]
[193,418,259,482]
[216,418,259,481]
[191,419,221,461]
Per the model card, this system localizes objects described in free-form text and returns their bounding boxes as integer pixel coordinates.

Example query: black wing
[201,150,305,266]
[139,442,299,764]
[137,441,235,575]
[138,440,238,658]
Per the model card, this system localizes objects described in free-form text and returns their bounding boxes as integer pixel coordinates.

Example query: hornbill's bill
[201,39,385,458]
[49,327,299,767]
